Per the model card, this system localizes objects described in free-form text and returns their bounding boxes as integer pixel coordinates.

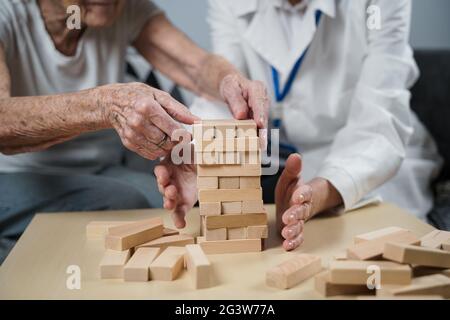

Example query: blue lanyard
[271,10,323,106]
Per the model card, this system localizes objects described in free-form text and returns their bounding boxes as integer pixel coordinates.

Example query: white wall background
[153,0,450,50]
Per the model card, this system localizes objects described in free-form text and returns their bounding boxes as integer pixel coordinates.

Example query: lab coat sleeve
[188,0,248,119]
[316,0,419,210]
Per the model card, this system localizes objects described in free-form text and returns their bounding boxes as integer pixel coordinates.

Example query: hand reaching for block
[154,157,198,229]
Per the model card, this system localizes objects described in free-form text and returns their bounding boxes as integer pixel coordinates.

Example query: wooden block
[205,227,227,241]
[105,217,164,251]
[163,227,179,237]
[383,242,450,268]
[420,229,450,249]
[193,123,214,141]
[266,254,322,289]
[346,230,420,260]
[329,260,412,285]
[227,227,246,240]
[197,152,239,165]
[136,234,195,251]
[378,274,450,298]
[246,225,268,239]
[236,126,257,138]
[195,137,259,152]
[206,213,267,229]
[353,226,408,244]
[199,202,221,216]
[124,247,160,282]
[242,200,265,214]
[99,249,131,279]
[314,271,372,297]
[333,252,348,261]
[198,188,262,202]
[214,124,237,139]
[219,177,240,189]
[197,164,261,177]
[221,201,242,214]
[239,177,260,189]
[197,237,261,254]
[149,246,186,281]
[197,177,218,189]
[185,244,212,289]
[411,265,450,277]
[441,239,450,251]
[86,221,130,239]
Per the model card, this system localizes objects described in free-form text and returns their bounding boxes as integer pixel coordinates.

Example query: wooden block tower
[193,119,268,254]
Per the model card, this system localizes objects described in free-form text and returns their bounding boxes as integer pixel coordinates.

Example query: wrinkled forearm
[307,177,343,216]
[0,88,109,154]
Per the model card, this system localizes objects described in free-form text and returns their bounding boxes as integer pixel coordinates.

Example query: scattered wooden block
[314,271,372,297]
[246,225,268,239]
[239,177,260,189]
[218,177,240,189]
[329,260,412,285]
[411,265,450,278]
[353,227,408,244]
[100,249,131,279]
[221,201,242,214]
[136,234,195,251]
[383,242,450,268]
[206,213,267,229]
[199,202,221,216]
[149,246,186,281]
[377,274,450,298]
[197,177,218,189]
[266,254,322,289]
[442,239,450,251]
[197,237,261,254]
[105,217,164,251]
[333,252,348,261]
[242,200,265,214]
[124,247,160,282]
[420,229,450,249]
[227,227,246,240]
[199,188,262,202]
[346,230,420,260]
[185,244,212,289]
[163,227,179,237]
[86,221,130,239]
[197,164,261,177]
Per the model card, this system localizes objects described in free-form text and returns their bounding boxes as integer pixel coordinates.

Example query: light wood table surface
[0,203,434,300]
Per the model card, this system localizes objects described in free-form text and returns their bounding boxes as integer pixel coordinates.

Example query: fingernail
[289,213,296,222]
[287,228,294,237]
[288,240,294,249]
[299,193,305,203]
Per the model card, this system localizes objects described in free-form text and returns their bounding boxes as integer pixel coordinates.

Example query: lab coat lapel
[243,1,290,76]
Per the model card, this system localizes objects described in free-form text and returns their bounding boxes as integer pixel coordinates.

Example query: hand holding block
[105,217,164,251]
[136,234,195,251]
[346,230,420,260]
[377,274,450,298]
[266,254,322,289]
[383,242,450,268]
[197,237,261,254]
[100,249,131,279]
[185,244,212,289]
[420,230,450,249]
[329,260,412,285]
[314,271,373,297]
[205,213,267,229]
[124,247,160,282]
[149,246,186,281]
[353,227,408,244]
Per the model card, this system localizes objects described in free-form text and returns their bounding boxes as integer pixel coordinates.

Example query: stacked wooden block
[194,120,268,254]
[86,218,212,289]
[314,227,450,299]
[265,227,450,299]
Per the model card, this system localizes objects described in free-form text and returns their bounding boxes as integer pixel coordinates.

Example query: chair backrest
[411,50,450,181]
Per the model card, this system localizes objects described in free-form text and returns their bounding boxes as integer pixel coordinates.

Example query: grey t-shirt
[0,0,161,174]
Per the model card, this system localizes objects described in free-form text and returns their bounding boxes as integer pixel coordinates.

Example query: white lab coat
[189,0,442,219]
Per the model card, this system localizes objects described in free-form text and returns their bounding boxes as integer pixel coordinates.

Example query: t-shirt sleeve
[121,0,163,43]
